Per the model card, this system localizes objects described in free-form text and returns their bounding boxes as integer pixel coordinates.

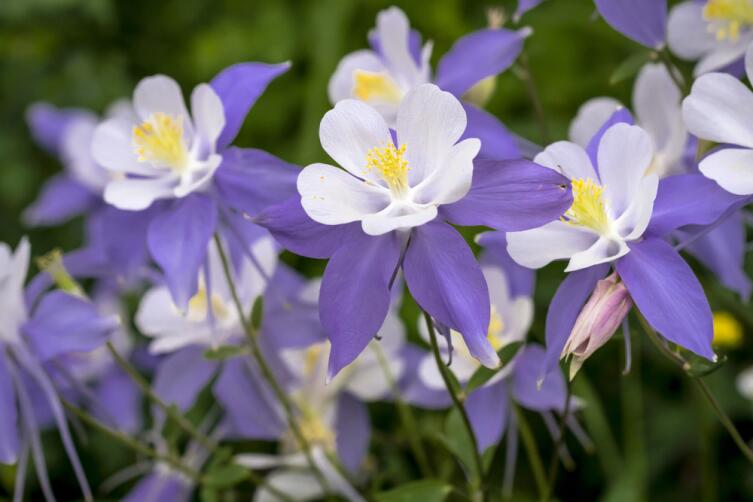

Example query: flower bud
[561,272,632,380]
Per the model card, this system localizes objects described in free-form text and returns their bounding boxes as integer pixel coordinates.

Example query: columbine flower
[507,116,743,380]
[25,101,134,226]
[561,272,632,379]
[683,42,753,195]
[569,63,688,178]
[258,83,571,378]
[92,76,226,210]
[223,332,388,501]
[594,0,667,49]
[0,238,118,502]
[416,265,533,389]
[88,63,299,310]
[572,63,752,299]
[135,234,276,413]
[327,5,531,159]
[509,122,660,272]
[669,0,753,76]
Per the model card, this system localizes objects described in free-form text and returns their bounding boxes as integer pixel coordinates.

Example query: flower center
[486,306,506,352]
[352,70,403,104]
[562,178,611,234]
[133,112,189,171]
[703,0,753,41]
[186,286,231,323]
[366,143,410,196]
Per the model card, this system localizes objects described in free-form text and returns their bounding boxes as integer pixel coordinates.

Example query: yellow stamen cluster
[703,0,753,41]
[486,306,506,352]
[353,70,403,103]
[712,311,743,348]
[186,286,230,322]
[366,143,410,195]
[132,112,188,171]
[562,178,611,234]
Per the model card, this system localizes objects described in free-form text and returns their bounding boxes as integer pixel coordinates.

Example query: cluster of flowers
[4,0,753,500]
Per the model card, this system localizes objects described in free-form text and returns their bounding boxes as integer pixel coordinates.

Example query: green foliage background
[0,0,752,500]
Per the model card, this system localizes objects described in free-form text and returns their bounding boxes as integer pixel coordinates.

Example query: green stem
[637,312,753,466]
[543,384,572,501]
[371,343,434,477]
[213,234,332,493]
[656,49,689,95]
[105,342,217,453]
[423,311,485,501]
[514,405,547,500]
[62,399,201,482]
[517,50,550,144]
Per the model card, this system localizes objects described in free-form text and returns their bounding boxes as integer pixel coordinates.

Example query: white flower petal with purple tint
[92,75,225,210]
[136,235,276,354]
[299,84,479,236]
[683,42,753,194]
[508,123,659,272]
[328,6,431,127]
[570,64,687,178]
[668,0,753,76]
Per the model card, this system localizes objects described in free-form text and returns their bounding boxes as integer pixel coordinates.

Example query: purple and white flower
[507,116,745,380]
[328,5,531,159]
[259,83,571,378]
[668,0,753,76]
[683,41,753,195]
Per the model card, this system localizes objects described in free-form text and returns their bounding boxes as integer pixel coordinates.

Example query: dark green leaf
[203,345,247,360]
[251,295,264,330]
[374,479,452,502]
[202,464,249,488]
[609,51,652,85]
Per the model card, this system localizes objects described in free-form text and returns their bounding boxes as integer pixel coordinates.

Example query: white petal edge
[506,220,599,270]
[699,147,753,195]
[298,163,390,226]
[190,83,225,151]
[568,97,622,147]
[533,140,597,181]
[319,100,393,183]
[682,72,753,148]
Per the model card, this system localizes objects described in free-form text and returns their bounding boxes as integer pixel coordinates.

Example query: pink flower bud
[561,272,632,380]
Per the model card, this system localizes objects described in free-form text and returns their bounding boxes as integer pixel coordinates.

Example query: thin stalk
[105,342,217,453]
[62,400,201,482]
[637,312,753,466]
[213,234,332,493]
[371,343,433,477]
[517,51,550,144]
[656,49,688,94]
[514,405,547,500]
[543,384,572,501]
[423,311,484,501]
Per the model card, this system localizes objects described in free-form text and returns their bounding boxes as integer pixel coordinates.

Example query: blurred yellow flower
[712,311,743,348]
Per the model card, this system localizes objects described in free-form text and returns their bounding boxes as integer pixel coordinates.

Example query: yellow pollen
[132,112,188,171]
[562,178,611,233]
[303,344,323,377]
[704,0,753,41]
[366,143,410,195]
[486,306,506,351]
[186,286,230,322]
[712,311,743,348]
[352,70,403,103]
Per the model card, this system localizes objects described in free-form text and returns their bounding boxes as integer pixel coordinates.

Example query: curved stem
[423,311,485,501]
[213,234,333,493]
[543,384,572,501]
[105,342,217,453]
[514,405,547,500]
[656,49,689,95]
[61,399,201,482]
[371,343,433,477]
[637,312,753,466]
[516,51,550,144]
